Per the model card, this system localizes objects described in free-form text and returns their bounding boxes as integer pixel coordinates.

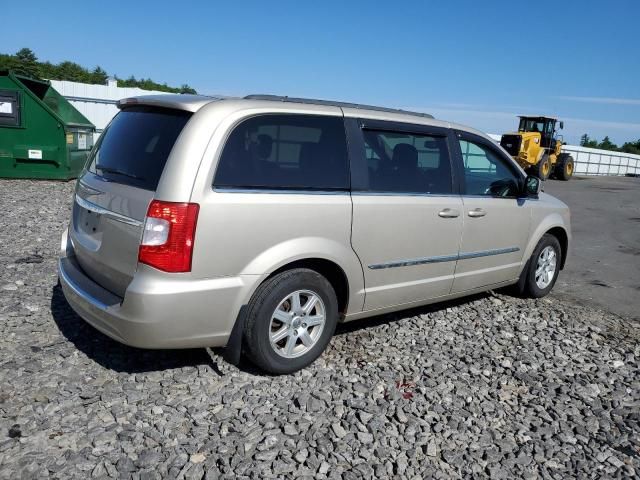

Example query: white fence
[488,134,640,177]
[49,79,169,141]
[561,144,640,176]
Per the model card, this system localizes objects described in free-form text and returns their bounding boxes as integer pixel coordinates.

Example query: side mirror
[559,121,564,130]
[524,175,541,196]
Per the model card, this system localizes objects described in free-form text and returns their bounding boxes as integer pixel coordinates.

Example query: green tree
[580,134,598,148]
[13,47,39,77]
[180,84,197,94]
[0,53,19,72]
[115,75,196,94]
[37,61,57,79]
[15,48,37,63]
[579,134,590,146]
[0,47,196,93]
[54,61,91,82]
[90,66,108,84]
[620,139,640,156]
[598,136,618,151]
[117,75,138,88]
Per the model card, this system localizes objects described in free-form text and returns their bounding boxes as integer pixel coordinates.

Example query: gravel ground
[1,179,639,479]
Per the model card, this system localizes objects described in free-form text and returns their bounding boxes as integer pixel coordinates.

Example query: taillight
[138,200,199,273]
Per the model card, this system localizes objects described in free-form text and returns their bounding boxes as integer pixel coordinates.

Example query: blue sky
[3,0,639,144]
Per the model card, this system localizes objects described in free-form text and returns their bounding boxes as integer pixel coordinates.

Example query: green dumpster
[0,70,95,180]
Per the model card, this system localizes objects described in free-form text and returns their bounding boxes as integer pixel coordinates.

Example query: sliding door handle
[438,208,460,218]
[468,208,486,218]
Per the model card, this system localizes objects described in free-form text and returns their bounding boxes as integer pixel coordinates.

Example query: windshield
[87,106,192,190]
[518,118,547,133]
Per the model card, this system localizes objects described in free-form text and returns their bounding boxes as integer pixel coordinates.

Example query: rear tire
[243,268,338,374]
[555,154,574,181]
[523,234,562,298]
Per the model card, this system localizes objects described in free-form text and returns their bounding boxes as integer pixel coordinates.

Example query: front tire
[555,153,574,181]
[533,154,551,180]
[243,268,338,374]
[523,234,561,298]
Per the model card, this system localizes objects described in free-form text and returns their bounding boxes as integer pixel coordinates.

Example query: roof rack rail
[244,94,434,119]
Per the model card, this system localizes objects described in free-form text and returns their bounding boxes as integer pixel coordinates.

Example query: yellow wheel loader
[500,116,574,180]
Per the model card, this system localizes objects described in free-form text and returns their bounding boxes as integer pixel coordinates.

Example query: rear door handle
[468,208,486,218]
[438,208,460,218]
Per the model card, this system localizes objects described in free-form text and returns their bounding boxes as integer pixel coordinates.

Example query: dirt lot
[0,179,639,479]
[545,175,640,321]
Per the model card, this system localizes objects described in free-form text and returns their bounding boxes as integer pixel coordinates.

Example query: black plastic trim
[223,305,247,366]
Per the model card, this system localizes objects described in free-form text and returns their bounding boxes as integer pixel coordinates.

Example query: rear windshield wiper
[95,164,145,181]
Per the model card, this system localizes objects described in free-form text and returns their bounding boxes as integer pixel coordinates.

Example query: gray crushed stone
[1,179,639,479]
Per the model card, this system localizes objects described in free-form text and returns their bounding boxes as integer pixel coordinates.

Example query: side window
[459,139,520,197]
[362,129,452,194]
[214,114,349,190]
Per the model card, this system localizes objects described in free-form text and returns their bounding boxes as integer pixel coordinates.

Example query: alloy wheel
[535,246,557,289]
[269,290,326,358]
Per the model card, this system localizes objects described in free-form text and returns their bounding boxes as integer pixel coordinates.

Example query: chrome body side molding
[368,247,520,270]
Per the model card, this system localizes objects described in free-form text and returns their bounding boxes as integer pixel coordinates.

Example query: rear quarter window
[87,106,192,191]
[213,114,349,191]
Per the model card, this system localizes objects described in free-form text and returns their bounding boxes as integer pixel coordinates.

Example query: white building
[49,78,170,140]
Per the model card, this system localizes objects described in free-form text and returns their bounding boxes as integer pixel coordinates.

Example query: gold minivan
[58,94,570,373]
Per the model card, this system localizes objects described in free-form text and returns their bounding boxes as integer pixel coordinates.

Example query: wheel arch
[546,226,569,269]
[522,215,570,271]
[269,258,350,315]
[239,236,364,315]
[224,254,356,366]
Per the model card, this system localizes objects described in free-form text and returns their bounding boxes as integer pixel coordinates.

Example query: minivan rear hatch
[70,106,192,297]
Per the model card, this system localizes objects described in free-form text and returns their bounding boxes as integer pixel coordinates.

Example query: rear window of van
[87,106,191,191]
